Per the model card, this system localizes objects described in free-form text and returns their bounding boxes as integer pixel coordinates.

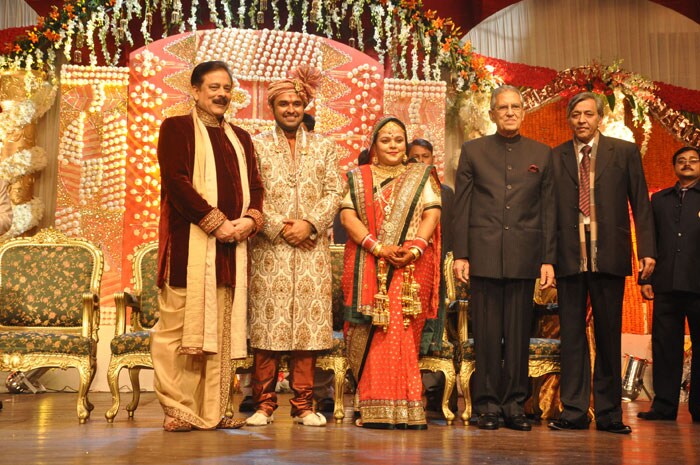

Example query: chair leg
[226,358,253,418]
[85,363,96,412]
[76,358,94,424]
[126,367,142,417]
[105,358,122,422]
[440,365,456,426]
[331,358,348,423]
[225,369,239,419]
[459,360,475,425]
[419,357,456,425]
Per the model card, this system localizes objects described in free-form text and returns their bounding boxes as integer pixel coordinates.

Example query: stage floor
[0,392,697,465]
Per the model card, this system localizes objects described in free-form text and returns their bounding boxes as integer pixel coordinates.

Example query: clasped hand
[214,218,255,244]
[282,219,316,251]
[378,245,414,268]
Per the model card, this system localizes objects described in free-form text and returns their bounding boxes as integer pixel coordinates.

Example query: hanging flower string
[456,58,700,148]
[0,0,494,91]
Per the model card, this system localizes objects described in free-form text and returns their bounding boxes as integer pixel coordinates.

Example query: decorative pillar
[0,71,55,240]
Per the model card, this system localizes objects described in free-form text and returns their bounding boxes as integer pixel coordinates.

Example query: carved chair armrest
[82,291,100,341]
[443,252,456,303]
[113,291,141,337]
[455,300,470,343]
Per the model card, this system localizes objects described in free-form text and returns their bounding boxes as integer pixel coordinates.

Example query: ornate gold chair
[417,253,457,425]
[229,244,349,423]
[443,252,562,425]
[0,228,103,423]
[105,241,159,422]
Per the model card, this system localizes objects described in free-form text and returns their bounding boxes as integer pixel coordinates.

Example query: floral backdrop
[1,0,698,335]
[54,29,446,316]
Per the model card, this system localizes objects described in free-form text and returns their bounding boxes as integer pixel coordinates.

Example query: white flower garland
[0,101,36,154]
[0,147,48,184]
[0,72,56,239]
[0,198,44,242]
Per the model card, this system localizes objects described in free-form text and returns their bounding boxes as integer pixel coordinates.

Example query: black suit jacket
[440,184,454,255]
[649,182,700,294]
[452,133,556,279]
[552,134,656,278]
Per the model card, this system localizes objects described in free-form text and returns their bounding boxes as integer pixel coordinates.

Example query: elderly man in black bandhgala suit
[452,85,556,431]
[548,92,656,435]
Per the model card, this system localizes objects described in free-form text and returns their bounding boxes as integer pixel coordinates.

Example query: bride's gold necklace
[372,163,406,216]
[371,162,406,179]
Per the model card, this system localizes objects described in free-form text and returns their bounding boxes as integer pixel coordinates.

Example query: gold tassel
[372,258,390,330]
[401,264,421,327]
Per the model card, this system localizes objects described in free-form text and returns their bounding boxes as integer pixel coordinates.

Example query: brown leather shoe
[163,417,192,432]
[216,417,246,429]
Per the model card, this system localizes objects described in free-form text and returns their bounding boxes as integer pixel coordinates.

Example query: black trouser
[650,291,700,419]
[470,277,534,418]
[557,271,625,428]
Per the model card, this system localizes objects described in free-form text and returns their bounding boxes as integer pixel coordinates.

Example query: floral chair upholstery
[229,244,349,423]
[443,252,562,424]
[105,241,158,422]
[0,228,103,423]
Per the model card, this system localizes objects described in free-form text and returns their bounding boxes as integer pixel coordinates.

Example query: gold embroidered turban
[267,64,322,108]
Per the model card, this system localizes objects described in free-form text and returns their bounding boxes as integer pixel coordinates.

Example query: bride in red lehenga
[340,116,441,429]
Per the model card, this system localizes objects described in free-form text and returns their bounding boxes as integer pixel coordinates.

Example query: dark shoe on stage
[317,397,335,413]
[477,413,499,430]
[547,419,589,431]
[637,410,676,421]
[597,422,632,434]
[504,414,531,431]
[238,395,255,413]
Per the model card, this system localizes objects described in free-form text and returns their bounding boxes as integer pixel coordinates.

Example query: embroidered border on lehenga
[358,399,426,426]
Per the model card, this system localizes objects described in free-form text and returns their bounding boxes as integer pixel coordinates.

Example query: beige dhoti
[151,284,234,429]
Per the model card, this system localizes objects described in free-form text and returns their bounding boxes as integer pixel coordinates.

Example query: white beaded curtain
[464,0,700,90]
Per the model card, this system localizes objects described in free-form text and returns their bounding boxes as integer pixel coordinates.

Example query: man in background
[638,146,700,424]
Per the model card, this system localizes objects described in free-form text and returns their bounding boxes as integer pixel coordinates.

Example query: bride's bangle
[409,246,422,261]
[361,233,377,250]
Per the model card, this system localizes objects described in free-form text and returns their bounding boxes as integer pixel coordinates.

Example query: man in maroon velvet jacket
[151,61,264,432]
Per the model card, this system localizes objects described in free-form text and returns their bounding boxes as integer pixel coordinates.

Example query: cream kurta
[250,126,343,351]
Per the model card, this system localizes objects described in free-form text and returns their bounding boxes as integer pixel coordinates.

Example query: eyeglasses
[493,104,522,113]
[675,158,700,165]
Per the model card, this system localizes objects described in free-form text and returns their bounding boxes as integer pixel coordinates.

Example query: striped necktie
[579,145,592,216]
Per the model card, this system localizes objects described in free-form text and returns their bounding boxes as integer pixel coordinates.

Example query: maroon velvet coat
[157,114,263,288]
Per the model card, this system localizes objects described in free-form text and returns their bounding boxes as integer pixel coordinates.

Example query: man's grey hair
[567,92,604,118]
[490,85,523,110]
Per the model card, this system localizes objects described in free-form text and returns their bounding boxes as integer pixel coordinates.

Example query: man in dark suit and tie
[452,85,556,431]
[638,146,700,423]
[548,92,656,434]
